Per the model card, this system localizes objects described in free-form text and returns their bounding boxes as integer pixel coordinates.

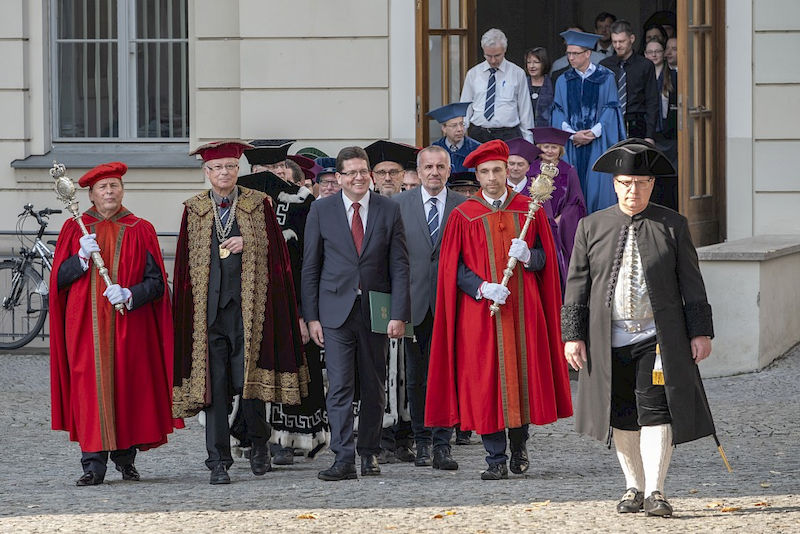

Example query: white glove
[508,238,531,264]
[103,284,132,306]
[480,282,510,305]
[79,233,100,260]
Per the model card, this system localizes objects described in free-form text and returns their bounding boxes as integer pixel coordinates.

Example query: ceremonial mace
[489,162,559,317]
[50,161,125,315]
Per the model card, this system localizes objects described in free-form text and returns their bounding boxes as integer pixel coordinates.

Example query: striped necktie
[618,60,628,116]
[427,198,439,244]
[484,68,497,121]
[219,197,230,225]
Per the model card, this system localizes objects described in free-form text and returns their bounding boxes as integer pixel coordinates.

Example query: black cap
[364,140,419,169]
[592,138,675,176]
[244,139,295,166]
[447,171,479,189]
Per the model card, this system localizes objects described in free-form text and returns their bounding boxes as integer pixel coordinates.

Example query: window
[52,0,188,140]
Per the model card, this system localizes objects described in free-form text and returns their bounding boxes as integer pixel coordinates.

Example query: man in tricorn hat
[50,162,179,486]
[172,140,309,484]
[562,139,718,517]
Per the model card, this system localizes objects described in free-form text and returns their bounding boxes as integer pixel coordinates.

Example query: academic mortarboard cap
[190,140,253,162]
[506,137,542,165]
[244,139,295,166]
[315,157,337,180]
[531,127,572,147]
[447,171,479,189]
[78,161,128,188]
[592,138,675,176]
[560,29,602,49]
[426,102,472,124]
[236,170,282,193]
[364,140,420,167]
[287,154,314,170]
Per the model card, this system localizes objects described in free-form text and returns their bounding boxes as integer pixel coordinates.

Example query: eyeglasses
[338,169,371,179]
[205,163,239,173]
[373,169,403,178]
[615,177,655,189]
[565,50,589,57]
[318,179,339,188]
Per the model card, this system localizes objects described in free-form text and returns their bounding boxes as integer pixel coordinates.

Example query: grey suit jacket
[394,186,465,327]
[302,191,411,329]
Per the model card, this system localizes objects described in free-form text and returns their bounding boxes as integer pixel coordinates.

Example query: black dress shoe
[318,462,357,481]
[115,464,140,481]
[361,454,381,476]
[414,444,432,467]
[250,444,272,475]
[395,445,416,463]
[376,449,397,464]
[455,430,472,445]
[209,464,231,485]
[509,448,529,474]
[480,463,508,480]
[272,447,294,466]
[432,447,459,470]
[76,471,104,486]
[644,491,673,517]
[616,488,644,513]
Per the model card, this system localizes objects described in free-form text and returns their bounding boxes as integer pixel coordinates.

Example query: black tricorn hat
[592,138,675,176]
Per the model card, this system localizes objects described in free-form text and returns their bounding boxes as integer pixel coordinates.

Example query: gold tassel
[718,444,733,473]
[652,343,665,385]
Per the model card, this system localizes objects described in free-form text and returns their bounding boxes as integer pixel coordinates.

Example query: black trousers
[406,310,453,450]
[81,447,136,477]
[324,296,388,463]
[624,112,648,139]
[610,336,671,430]
[481,426,529,465]
[205,300,268,470]
[467,124,523,143]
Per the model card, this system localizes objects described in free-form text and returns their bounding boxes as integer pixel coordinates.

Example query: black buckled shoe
[432,447,459,470]
[480,463,508,480]
[509,448,529,475]
[361,454,381,476]
[616,488,645,513]
[644,491,673,517]
[272,447,294,466]
[76,471,104,486]
[209,464,230,485]
[115,464,140,481]
[414,444,432,467]
[395,445,416,463]
[249,444,272,475]
[318,462,358,481]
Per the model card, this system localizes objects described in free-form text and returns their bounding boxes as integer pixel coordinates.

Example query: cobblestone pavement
[0,345,798,533]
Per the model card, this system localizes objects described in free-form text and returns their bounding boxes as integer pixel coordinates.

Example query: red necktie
[351,202,364,254]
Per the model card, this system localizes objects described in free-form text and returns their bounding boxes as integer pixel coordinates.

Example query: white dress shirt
[560,62,604,139]
[342,189,369,233]
[460,58,534,142]
[507,178,528,194]
[482,189,508,206]
[421,186,448,232]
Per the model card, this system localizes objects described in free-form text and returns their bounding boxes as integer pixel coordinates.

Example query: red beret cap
[463,139,509,169]
[78,161,128,188]
[190,140,253,162]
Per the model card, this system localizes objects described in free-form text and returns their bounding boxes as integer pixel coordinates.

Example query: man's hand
[220,236,244,254]
[572,130,595,147]
[79,233,100,259]
[387,319,405,339]
[480,282,510,305]
[690,336,712,363]
[103,284,131,306]
[564,340,587,371]
[508,238,531,264]
[298,317,310,345]
[308,320,324,347]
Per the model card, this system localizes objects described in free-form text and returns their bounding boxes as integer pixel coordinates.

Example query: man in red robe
[425,140,573,480]
[50,162,178,486]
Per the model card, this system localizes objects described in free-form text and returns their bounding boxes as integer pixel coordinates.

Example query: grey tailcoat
[561,203,716,445]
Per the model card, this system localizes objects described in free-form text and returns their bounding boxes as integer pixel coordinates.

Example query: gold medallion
[219,245,231,259]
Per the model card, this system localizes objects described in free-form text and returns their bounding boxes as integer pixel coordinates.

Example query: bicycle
[0,204,62,349]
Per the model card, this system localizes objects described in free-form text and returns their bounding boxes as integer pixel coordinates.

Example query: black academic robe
[561,203,716,445]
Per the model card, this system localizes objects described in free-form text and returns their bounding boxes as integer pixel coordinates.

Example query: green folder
[368,291,414,338]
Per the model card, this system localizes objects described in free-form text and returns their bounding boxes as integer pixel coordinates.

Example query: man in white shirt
[460,28,534,143]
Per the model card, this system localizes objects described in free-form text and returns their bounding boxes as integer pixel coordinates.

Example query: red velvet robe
[425,189,573,435]
[49,207,178,453]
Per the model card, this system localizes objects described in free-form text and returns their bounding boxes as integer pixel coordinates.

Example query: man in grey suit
[394,145,477,470]
[303,146,411,481]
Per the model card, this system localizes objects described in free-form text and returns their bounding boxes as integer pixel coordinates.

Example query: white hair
[416,145,451,169]
[481,28,508,50]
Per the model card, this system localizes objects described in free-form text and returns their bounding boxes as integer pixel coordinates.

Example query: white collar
[421,186,447,206]
[342,189,370,211]
[481,189,508,206]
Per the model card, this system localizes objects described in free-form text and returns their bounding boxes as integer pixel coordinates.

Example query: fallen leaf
[385,526,398,530]
[432,514,443,519]
[754,502,770,507]
[524,508,533,512]
[705,501,724,508]
[445,511,457,516]
[760,482,771,488]
[529,500,551,507]
[769,470,781,475]
[296,513,316,520]
[689,489,698,494]
[721,507,741,513]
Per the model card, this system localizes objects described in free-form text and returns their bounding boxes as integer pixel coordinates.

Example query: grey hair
[416,145,451,169]
[481,28,508,50]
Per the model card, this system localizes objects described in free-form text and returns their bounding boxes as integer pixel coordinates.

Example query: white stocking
[613,428,644,491]
[640,423,673,497]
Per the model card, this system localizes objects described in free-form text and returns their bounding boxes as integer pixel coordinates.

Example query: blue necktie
[484,68,497,121]
[618,60,628,116]
[427,198,439,244]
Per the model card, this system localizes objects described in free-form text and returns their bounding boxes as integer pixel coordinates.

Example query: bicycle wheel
[0,260,49,350]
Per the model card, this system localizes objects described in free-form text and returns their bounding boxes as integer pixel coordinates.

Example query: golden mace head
[528,162,559,203]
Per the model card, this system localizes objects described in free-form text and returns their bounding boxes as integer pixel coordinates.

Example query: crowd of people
[48,9,721,521]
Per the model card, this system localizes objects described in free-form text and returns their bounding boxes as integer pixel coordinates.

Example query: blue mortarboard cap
[426,102,472,124]
[315,157,337,179]
[560,29,602,49]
